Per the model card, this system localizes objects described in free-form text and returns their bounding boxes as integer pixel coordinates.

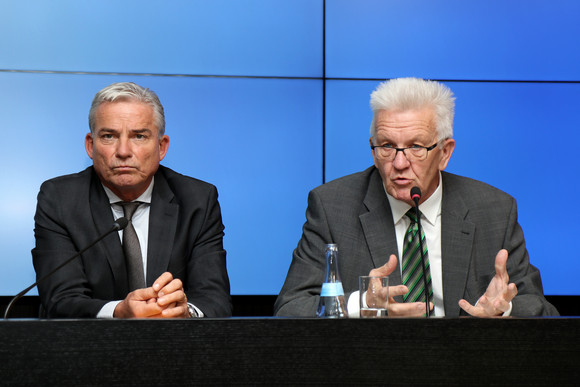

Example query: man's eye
[101,134,114,140]
[135,134,147,140]
[381,144,394,149]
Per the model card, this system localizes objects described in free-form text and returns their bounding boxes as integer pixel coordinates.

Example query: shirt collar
[103,177,154,205]
[386,173,443,226]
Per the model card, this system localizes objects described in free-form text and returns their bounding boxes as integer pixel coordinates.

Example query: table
[1,317,578,385]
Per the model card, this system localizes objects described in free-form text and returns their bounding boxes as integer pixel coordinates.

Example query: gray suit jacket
[32,165,232,318]
[275,166,558,317]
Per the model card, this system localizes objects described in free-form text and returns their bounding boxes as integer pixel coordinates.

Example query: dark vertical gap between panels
[322,0,326,184]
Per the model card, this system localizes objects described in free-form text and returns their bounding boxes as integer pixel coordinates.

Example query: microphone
[410,187,421,205]
[410,187,431,318]
[3,217,129,319]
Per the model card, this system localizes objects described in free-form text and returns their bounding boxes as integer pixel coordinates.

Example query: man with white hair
[275,77,557,317]
[33,82,231,318]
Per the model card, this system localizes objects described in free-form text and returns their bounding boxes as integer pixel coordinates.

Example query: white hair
[88,82,165,138]
[369,77,455,143]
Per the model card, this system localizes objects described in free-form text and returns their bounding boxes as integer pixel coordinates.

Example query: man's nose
[392,149,410,169]
[115,137,132,158]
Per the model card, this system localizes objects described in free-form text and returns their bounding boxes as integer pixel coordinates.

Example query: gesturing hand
[458,249,518,317]
[369,254,433,317]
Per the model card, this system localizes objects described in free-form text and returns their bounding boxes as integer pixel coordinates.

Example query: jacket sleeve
[502,198,559,317]
[32,179,110,318]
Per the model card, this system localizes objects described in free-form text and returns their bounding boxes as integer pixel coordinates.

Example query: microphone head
[114,217,129,231]
[410,187,421,203]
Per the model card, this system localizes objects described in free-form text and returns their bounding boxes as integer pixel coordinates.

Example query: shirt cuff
[502,301,513,317]
[97,301,121,318]
[347,291,361,318]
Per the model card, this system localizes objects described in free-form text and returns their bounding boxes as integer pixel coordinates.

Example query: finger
[131,301,165,318]
[152,272,174,292]
[388,285,409,298]
[157,278,184,297]
[369,255,398,277]
[130,287,158,302]
[494,249,509,280]
[461,296,504,317]
[157,289,187,307]
[389,302,429,317]
[458,299,483,317]
[366,292,388,309]
[507,283,518,300]
[161,304,189,318]
[368,276,383,291]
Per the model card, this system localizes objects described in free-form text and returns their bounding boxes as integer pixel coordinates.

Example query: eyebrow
[96,128,153,134]
[131,129,153,135]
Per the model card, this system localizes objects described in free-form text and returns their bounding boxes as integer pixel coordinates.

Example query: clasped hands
[366,249,518,317]
[114,272,190,318]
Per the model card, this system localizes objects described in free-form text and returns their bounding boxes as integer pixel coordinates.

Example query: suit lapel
[88,168,129,297]
[146,168,179,286]
[440,173,475,316]
[359,168,402,287]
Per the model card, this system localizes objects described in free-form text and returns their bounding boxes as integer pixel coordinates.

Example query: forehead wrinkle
[375,126,435,144]
[374,109,436,145]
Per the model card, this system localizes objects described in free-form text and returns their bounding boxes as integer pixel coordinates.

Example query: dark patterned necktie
[120,202,145,291]
[402,209,433,303]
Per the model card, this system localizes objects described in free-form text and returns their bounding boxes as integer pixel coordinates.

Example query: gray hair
[88,82,165,137]
[369,77,455,143]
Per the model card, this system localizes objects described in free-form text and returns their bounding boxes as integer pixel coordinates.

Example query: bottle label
[320,282,344,297]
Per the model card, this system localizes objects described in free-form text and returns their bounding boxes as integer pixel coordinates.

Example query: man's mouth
[113,166,137,171]
[393,177,412,185]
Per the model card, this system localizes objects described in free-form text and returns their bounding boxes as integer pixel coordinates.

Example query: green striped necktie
[402,209,433,304]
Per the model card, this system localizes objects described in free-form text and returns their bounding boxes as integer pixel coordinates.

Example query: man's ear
[85,133,94,159]
[158,135,170,161]
[438,138,455,171]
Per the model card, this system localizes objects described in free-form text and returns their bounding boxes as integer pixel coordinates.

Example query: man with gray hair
[275,77,557,317]
[33,82,231,318]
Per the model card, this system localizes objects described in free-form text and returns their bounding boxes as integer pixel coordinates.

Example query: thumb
[369,254,398,277]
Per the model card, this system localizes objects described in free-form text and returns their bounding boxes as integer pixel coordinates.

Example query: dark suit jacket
[275,166,558,317]
[32,165,232,318]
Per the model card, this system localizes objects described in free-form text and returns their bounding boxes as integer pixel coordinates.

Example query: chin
[110,177,140,189]
[388,186,409,199]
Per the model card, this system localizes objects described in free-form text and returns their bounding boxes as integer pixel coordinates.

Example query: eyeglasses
[371,143,438,162]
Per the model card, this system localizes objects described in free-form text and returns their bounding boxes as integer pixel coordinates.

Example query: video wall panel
[0,0,323,77]
[326,0,580,81]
